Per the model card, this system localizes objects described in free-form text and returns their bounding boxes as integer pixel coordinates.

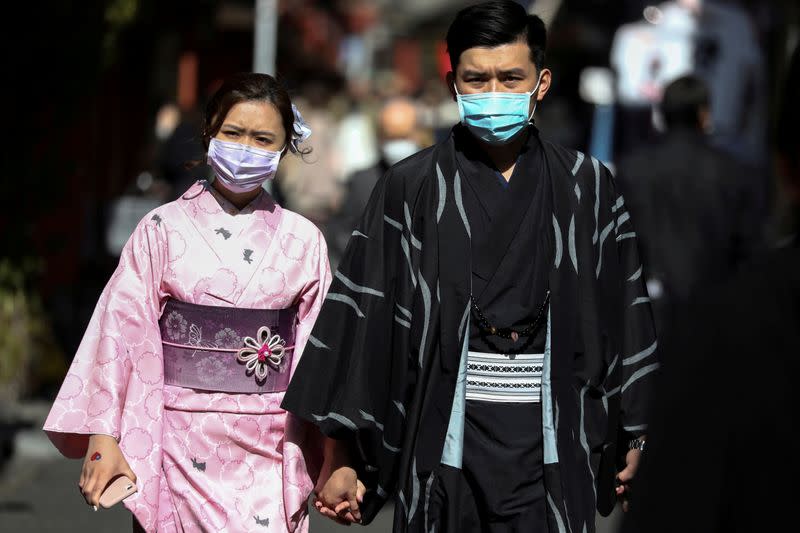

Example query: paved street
[0,403,620,532]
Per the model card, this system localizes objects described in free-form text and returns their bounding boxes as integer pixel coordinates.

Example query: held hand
[314,465,365,525]
[78,434,137,511]
[616,447,643,512]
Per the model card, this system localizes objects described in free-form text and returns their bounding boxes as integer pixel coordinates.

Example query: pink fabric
[44,181,331,532]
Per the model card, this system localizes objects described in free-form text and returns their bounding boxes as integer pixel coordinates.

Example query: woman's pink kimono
[44,181,331,532]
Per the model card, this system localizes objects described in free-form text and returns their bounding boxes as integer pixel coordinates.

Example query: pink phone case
[98,476,137,509]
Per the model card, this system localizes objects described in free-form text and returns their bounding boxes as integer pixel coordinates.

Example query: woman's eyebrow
[220,124,274,136]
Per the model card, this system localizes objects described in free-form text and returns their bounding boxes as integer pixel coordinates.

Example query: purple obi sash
[159,299,298,394]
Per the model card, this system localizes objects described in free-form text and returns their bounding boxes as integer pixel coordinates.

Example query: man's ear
[446,71,456,101]
[536,68,553,101]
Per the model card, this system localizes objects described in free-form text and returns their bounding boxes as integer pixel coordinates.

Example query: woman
[44,73,330,532]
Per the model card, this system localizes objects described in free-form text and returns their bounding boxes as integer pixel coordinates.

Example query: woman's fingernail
[92,505,98,512]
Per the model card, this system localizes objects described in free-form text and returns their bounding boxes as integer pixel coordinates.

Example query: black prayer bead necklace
[470,290,551,344]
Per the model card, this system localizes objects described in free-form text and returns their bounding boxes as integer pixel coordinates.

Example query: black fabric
[455,126,551,354]
[429,402,547,533]
[428,127,550,532]
[281,127,658,533]
[325,160,391,266]
[615,129,763,338]
[622,242,800,533]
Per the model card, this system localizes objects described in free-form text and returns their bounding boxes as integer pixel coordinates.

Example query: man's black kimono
[283,125,658,533]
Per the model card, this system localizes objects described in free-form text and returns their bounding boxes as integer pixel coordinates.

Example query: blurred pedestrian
[326,97,422,265]
[276,78,346,224]
[621,44,799,533]
[616,75,762,340]
[43,73,330,532]
[153,101,205,200]
[282,2,658,532]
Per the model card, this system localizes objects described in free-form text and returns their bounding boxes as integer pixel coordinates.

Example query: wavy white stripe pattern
[623,340,657,366]
[553,215,563,268]
[454,171,471,238]
[571,151,585,176]
[436,164,447,222]
[335,271,384,297]
[325,293,365,318]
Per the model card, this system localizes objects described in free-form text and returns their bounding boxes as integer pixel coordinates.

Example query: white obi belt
[465,351,544,403]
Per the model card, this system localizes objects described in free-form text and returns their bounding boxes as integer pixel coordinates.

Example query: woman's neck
[211,179,262,210]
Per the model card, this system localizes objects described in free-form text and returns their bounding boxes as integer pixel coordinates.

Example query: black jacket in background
[616,128,763,337]
[622,241,799,533]
[325,159,390,267]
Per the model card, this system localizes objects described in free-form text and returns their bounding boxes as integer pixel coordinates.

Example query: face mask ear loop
[454,83,467,125]
[528,73,544,122]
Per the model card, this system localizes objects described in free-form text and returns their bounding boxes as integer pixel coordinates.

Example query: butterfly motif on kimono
[187,323,218,357]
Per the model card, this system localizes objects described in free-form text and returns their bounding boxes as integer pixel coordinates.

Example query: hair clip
[290,103,312,153]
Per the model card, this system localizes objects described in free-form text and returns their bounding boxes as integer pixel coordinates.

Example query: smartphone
[99,475,137,509]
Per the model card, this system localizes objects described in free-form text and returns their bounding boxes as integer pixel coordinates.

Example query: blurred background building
[1,0,798,530]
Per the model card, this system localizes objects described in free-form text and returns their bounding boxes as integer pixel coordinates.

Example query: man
[327,98,422,265]
[615,75,761,339]
[622,45,799,533]
[283,2,658,532]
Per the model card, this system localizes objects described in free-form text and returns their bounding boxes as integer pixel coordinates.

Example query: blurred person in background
[615,75,762,340]
[153,101,206,200]
[275,76,346,225]
[42,73,330,532]
[283,2,658,532]
[335,79,381,183]
[621,43,799,533]
[326,97,423,265]
[610,0,767,169]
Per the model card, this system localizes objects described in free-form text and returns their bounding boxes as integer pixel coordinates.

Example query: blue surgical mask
[455,74,543,145]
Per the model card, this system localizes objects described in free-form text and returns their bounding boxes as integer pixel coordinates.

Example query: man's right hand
[79,434,137,510]
[314,465,365,525]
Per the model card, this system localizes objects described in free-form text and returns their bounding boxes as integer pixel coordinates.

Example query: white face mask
[381,139,420,166]
[207,138,283,193]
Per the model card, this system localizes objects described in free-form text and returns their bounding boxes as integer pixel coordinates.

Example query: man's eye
[224,131,240,137]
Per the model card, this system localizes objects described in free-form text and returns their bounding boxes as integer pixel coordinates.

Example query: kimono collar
[452,123,541,170]
[182,180,274,216]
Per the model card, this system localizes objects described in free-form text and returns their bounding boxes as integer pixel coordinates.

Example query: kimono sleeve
[282,228,333,529]
[610,169,659,438]
[281,168,404,444]
[43,212,167,458]
[290,229,333,374]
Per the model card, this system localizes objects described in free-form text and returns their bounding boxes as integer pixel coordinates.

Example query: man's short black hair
[660,75,710,130]
[446,0,547,71]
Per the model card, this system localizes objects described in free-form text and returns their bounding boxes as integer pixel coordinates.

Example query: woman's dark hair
[201,72,309,155]
[660,75,710,130]
[445,0,547,71]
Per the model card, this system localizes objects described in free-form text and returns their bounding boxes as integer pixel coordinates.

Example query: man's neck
[477,129,529,181]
